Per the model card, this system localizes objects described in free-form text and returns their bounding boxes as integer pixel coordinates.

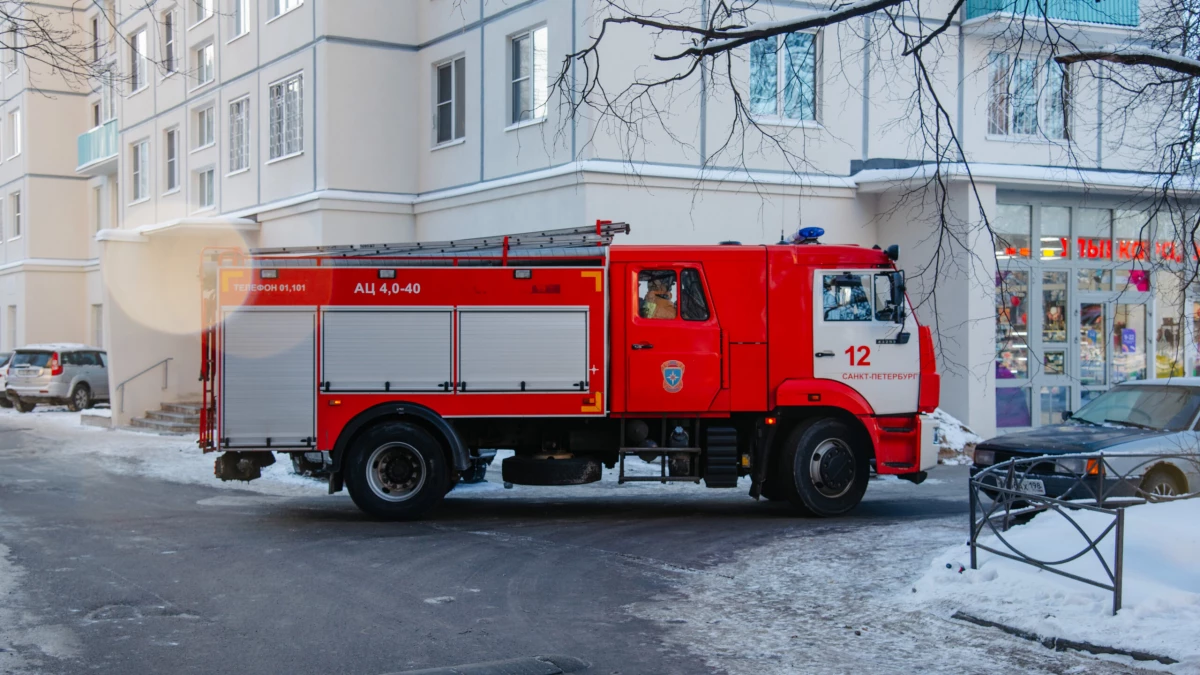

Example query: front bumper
[970,464,1139,500]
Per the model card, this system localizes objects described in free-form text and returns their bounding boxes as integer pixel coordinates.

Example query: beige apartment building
[72,0,1188,438]
[0,2,100,354]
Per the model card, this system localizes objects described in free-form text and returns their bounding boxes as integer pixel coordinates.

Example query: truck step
[703,428,740,488]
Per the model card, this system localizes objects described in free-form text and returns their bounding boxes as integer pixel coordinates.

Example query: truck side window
[680,268,710,321]
[638,270,678,320]
[822,274,872,322]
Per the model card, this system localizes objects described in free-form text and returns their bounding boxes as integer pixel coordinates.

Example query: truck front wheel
[777,418,869,517]
[345,421,448,520]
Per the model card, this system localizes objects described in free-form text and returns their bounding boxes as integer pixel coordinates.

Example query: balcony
[77,119,118,175]
[965,0,1139,28]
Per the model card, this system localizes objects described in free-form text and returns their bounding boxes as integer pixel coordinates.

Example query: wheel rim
[365,442,427,502]
[1150,481,1178,497]
[809,439,856,499]
[74,388,87,409]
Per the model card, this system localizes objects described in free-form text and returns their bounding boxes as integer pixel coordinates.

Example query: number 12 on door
[845,345,871,366]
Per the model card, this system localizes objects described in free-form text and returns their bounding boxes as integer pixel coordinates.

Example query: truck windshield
[12,352,51,367]
[1071,385,1200,431]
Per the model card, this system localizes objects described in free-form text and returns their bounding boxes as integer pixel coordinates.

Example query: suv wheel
[67,384,91,412]
[14,398,34,413]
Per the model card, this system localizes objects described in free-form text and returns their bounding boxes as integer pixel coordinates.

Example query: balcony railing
[965,0,1139,27]
[77,119,117,170]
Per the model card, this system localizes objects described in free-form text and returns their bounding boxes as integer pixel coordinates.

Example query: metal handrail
[116,357,173,413]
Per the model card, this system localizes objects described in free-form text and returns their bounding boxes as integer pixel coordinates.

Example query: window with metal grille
[749,33,817,121]
[229,97,249,172]
[269,74,303,159]
[988,53,1069,140]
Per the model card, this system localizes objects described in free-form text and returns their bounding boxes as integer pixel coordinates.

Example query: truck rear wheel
[777,418,869,517]
[345,421,448,521]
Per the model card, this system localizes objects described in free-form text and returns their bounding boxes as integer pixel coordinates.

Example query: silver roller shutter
[322,310,452,391]
[222,309,315,447]
[458,309,588,391]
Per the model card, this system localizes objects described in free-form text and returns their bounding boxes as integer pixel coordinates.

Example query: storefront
[992,197,1200,429]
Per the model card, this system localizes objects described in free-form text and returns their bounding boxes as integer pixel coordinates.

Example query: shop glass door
[1037,270,1071,425]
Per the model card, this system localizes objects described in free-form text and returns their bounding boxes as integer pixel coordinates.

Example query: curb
[951,611,1178,665]
[386,654,590,675]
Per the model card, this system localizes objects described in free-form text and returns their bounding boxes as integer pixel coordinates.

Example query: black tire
[344,421,448,521]
[67,384,91,412]
[777,418,870,517]
[14,398,34,413]
[0,397,11,408]
[502,455,601,485]
[1140,466,1186,502]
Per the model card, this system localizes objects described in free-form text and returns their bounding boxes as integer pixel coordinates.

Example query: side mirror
[1060,410,1073,422]
[890,270,907,324]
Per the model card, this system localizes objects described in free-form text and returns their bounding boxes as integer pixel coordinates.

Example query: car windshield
[11,352,51,367]
[1072,385,1200,431]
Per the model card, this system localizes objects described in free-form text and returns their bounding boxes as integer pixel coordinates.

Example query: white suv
[5,345,109,412]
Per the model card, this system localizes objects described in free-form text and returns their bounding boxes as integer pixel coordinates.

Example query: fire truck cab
[200,223,940,520]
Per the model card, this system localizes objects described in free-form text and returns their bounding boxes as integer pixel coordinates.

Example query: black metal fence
[969,452,1200,615]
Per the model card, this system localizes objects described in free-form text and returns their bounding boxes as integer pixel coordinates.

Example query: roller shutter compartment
[322,310,452,391]
[221,309,315,447]
[458,309,588,391]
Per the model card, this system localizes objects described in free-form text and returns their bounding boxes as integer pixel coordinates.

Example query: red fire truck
[199,222,939,520]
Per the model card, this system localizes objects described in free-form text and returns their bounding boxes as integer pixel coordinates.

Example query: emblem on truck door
[661,360,685,393]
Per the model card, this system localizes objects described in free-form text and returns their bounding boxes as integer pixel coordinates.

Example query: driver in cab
[641,273,678,320]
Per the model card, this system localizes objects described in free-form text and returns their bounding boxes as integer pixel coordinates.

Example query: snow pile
[909,499,1200,670]
[926,408,983,465]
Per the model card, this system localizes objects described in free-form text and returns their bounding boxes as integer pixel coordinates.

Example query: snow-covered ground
[927,408,983,465]
[910,499,1200,671]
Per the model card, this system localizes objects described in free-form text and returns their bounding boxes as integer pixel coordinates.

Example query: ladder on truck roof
[251,221,631,263]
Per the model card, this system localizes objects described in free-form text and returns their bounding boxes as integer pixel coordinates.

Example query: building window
[10,192,20,238]
[269,0,302,19]
[8,109,19,157]
[509,26,548,124]
[101,69,116,121]
[193,0,213,25]
[749,33,818,121]
[92,304,104,348]
[196,105,215,148]
[194,43,214,87]
[91,17,100,62]
[268,74,302,159]
[130,29,147,92]
[229,97,249,172]
[92,102,101,128]
[163,10,177,74]
[93,185,102,231]
[197,168,215,208]
[165,128,179,191]
[131,140,149,201]
[988,53,1069,139]
[435,57,466,144]
[4,23,17,74]
[232,0,249,36]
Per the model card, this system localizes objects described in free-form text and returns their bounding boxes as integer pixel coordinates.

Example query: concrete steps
[130,401,203,435]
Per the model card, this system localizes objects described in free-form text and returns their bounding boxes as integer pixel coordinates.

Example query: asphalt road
[0,416,1162,675]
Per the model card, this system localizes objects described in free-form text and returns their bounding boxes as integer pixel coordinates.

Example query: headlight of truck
[974,449,995,466]
[1056,458,1086,474]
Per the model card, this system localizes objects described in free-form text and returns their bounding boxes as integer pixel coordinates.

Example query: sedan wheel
[1140,466,1186,503]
